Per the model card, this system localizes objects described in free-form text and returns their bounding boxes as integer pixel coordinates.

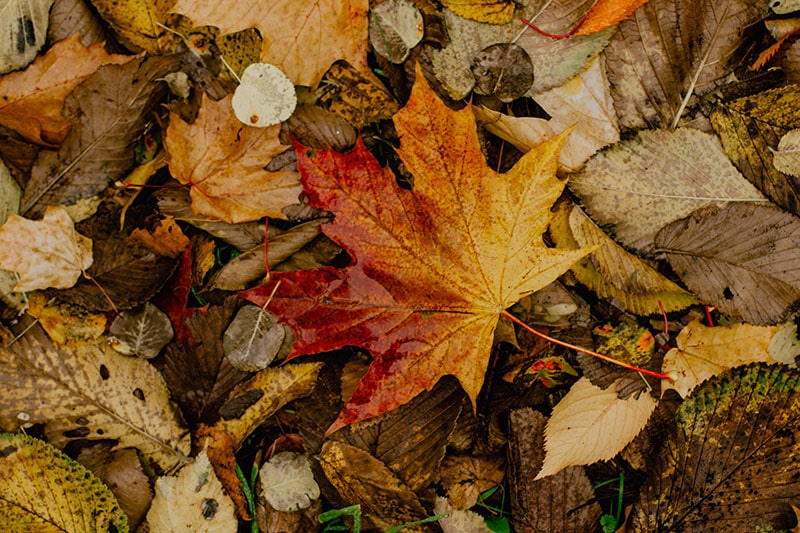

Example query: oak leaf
[0,205,92,292]
[0,34,131,147]
[241,69,589,433]
[165,94,302,223]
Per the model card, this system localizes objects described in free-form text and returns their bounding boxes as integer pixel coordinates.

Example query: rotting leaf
[0,433,128,531]
[470,43,533,103]
[241,66,589,433]
[222,304,288,371]
[655,202,800,324]
[630,364,800,532]
[0,0,54,74]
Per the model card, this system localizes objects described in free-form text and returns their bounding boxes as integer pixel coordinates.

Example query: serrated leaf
[0,433,128,531]
[537,377,657,479]
[109,302,174,359]
[655,202,800,324]
[570,128,766,253]
[630,364,800,531]
[774,129,800,177]
[0,322,190,473]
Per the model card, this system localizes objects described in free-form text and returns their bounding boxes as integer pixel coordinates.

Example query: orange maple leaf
[241,69,590,434]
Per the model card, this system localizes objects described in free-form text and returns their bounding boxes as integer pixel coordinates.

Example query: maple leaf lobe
[242,68,588,433]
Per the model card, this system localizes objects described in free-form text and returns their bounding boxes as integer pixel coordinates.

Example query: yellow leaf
[662,320,783,398]
[0,205,93,292]
[440,0,515,24]
[89,0,177,53]
[0,433,128,531]
[537,377,657,479]
[165,94,302,223]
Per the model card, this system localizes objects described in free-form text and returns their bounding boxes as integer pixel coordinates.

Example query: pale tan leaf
[0,323,191,473]
[550,202,696,315]
[0,159,24,310]
[0,206,92,292]
[0,0,54,74]
[537,377,657,479]
[605,0,767,130]
[0,433,127,531]
[655,202,800,324]
[369,0,423,64]
[773,129,800,177]
[663,320,782,398]
[147,450,237,532]
[259,451,320,512]
[569,128,766,253]
[165,94,302,223]
[435,497,493,533]
[169,0,368,87]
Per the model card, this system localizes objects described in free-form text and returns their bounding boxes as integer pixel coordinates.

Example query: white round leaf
[259,451,320,512]
[232,63,297,127]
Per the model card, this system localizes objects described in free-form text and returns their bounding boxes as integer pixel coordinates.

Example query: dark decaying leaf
[222,305,290,371]
[154,298,251,425]
[711,84,800,216]
[286,104,358,152]
[506,408,602,532]
[604,0,767,131]
[21,55,179,216]
[109,302,174,359]
[655,202,800,324]
[630,364,800,532]
[471,43,534,103]
[319,440,431,531]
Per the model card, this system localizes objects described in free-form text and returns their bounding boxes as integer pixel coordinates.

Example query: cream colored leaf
[537,377,657,479]
[435,497,493,533]
[0,160,24,310]
[0,433,128,531]
[770,0,800,15]
[231,63,296,128]
[550,202,696,315]
[0,0,54,74]
[369,0,423,64]
[773,129,800,177]
[0,205,92,292]
[169,0,368,87]
[0,324,190,472]
[662,320,783,398]
[165,94,302,223]
[259,451,320,512]
[569,128,766,253]
[147,450,237,532]
[475,56,618,173]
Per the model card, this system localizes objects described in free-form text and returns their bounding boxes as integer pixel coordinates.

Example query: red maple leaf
[241,68,588,434]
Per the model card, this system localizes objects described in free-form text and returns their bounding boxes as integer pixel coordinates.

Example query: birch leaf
[774,129,800,177]
[537,377,657,479]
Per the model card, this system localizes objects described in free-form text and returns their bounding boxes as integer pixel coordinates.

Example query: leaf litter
[3,1,800,531]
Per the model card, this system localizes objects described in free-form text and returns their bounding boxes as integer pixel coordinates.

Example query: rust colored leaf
[573,0,651,36]
[241,68,589,433]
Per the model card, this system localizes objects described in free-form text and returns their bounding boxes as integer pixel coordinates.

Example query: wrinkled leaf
[0,433,128,531]
[0,322,190,472]
[165,94,302,223]
[570,128,766,253]
[0,205,92,292]
[259,451,320,512]
[146,450,237,531]
[605,0,767,130]
[656,202,800,324]
[241,68,588,433]
[109,302,174,359]
[630,364,800,531]
[538,377,657,479]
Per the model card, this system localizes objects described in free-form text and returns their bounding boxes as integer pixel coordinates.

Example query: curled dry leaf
[0,34,131,147]
[165,93,302,223]
[0,433,127,531]
[537,377,657,479]
[0,205,92,292]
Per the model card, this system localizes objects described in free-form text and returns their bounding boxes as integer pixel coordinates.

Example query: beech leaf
[655,202,800,324]
[0,205,93,292]
[774,129,800,177]
[241,67,590,433]
[570,128,766,253]
[537,377,657,479]
[0,433,127,531]
[165,94,302,223]
[630,364,800,531]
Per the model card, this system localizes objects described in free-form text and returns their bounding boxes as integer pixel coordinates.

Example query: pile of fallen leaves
[3,0,800,531]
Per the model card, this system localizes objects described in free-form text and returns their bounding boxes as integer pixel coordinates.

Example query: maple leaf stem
[500,310,672,381]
